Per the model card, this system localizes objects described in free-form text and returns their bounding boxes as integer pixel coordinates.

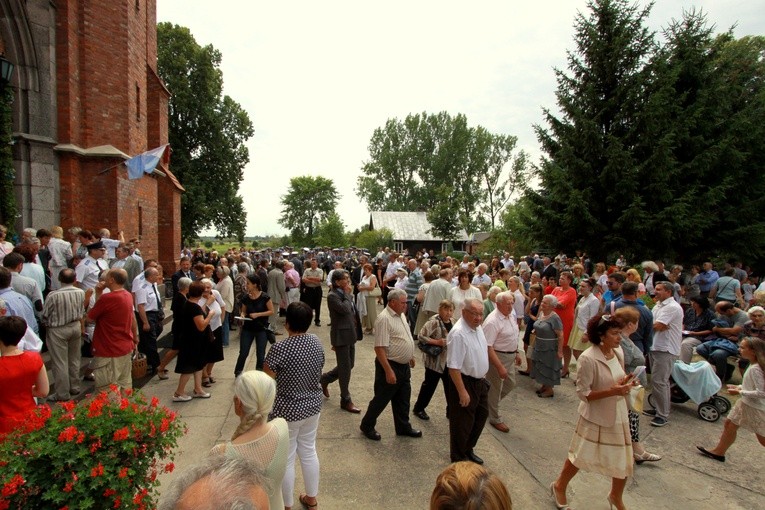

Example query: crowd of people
[3,225,765,508]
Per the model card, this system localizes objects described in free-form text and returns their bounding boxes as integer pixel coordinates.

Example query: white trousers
[282,413,321,507]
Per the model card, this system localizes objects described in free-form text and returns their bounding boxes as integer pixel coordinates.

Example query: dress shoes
[466,451,484,465]
[491,422,510,433]
[341,401,361,414]
[413,410,430,420]
[321,381,330,398]
[696,446,725,462]
[396,428,422,438]
[360,426,381,441]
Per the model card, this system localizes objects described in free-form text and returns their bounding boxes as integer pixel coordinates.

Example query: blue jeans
[221,313,230,347]
[235,327,268,375]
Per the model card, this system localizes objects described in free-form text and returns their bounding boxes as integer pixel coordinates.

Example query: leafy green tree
[357,112,526,236]
[157,23,254,245]
[523,0,656,261]
[279,176,339,246]
[355,228,394,254]
[315,212,347,247]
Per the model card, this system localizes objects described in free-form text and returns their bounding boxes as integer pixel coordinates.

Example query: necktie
[152,284,161,311]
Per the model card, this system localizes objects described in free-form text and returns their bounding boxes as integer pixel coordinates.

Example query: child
[696,337,765,461]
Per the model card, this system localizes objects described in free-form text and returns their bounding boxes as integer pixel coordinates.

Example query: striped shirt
[374,306,415,364]
[42,285,85,327]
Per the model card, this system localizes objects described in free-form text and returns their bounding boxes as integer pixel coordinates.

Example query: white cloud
[157,0,764,236]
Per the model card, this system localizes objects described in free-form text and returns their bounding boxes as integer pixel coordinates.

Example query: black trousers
[137,311,163,369]
[301,286,323,324]
[360,359,413,434]
[447,374,489,461]
[413,367,449,413]
[321,342,356,403]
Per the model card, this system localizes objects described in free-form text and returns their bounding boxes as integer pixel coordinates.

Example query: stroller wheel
[698,403,721,422]
[647,392,656,409]
[713,396,731,414]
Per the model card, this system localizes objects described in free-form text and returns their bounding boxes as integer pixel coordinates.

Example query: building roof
[369,211,470,242]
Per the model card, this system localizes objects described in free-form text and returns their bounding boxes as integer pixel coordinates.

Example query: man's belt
[495,350,518,354]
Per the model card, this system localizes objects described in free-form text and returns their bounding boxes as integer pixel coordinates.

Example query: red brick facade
[55,0,181,271]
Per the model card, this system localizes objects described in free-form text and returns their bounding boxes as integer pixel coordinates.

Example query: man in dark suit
[170,256,194,296]
[320,269,361,413]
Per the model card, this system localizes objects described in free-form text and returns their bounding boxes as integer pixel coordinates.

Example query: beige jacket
[575,345,626,427]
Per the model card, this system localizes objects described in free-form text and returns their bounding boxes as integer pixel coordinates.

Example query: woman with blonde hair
[430,461,512,510]
[210,370,289,510]
[625,269,647,297]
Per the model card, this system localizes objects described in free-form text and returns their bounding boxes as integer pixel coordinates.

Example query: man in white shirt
[133,267,164,374]
[483,292,521,433]
[643,282,684,427]
[471,263,491,287]
[446,298,490,464]
[500,252,515,271]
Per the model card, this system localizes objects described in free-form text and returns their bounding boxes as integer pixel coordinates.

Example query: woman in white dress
[209,371,289,510]
[551,313,636,510]
[450,269,482,317]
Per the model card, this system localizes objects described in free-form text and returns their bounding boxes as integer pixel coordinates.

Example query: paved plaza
[51,294,764,509]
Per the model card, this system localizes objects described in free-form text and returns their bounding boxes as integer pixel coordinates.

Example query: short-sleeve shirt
[75,256,106,290]
[87,289,135,358]
[446,317,489,379]
[134,280,161,312]
[241,293,271,330]
[651,297,684,355]
[483,309,520,352]
[265,333,325,422]
[373,306,415,364]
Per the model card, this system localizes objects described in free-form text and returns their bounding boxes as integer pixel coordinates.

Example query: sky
[156,0,765,237]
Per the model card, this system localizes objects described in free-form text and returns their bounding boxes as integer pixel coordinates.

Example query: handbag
[418,342,443,357]
[368,286,382,297]
[627,385,645,413]
[131,351,147,379]
[265,324,276,345]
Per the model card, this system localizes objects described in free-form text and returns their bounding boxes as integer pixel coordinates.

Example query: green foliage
[251,239,259,248]
[0,387,185,509]
[279,175,339,246]
[355,228,394,254]
[157,23,254,245]
[0,86,16,232]
[314,211,347,247]
[204,241,213,249]
[356,112,527,237]
[522,0,765,266]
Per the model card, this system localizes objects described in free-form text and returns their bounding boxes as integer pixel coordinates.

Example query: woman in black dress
[173,281,216,402]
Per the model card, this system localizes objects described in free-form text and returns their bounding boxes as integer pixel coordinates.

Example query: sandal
[634,451,662,464]
[299,494,318,509]
[208,376,216,384]
[157,369,169,380]
[202,379,212,388]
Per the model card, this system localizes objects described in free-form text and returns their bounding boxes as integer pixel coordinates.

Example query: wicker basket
[131,351,147,379]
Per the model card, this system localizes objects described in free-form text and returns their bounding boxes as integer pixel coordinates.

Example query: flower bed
[0,385,185,509]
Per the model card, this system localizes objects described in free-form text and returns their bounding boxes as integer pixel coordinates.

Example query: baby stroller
[646,360,731,422]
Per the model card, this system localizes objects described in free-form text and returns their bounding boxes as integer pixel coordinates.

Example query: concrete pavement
[131,294,764,509]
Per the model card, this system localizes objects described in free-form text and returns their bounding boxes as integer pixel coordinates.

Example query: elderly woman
[613,307,661,465]
[0,316,49,435]
[209,371,289,510]
[265,302,325,510]
[571,263,588,287]
[450,269,482,317]
[215,265,235,347]
[413,299,455,421]
[357,263,379,334]
[235,275,274,376]
[200,278,225,386]
[173,281,215,401]
[551,313,635,510]
[0,225,14,264]
[570,278,602,362]
[484,286,501,319]
[552,271,578,378]
[530,294,564,397]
